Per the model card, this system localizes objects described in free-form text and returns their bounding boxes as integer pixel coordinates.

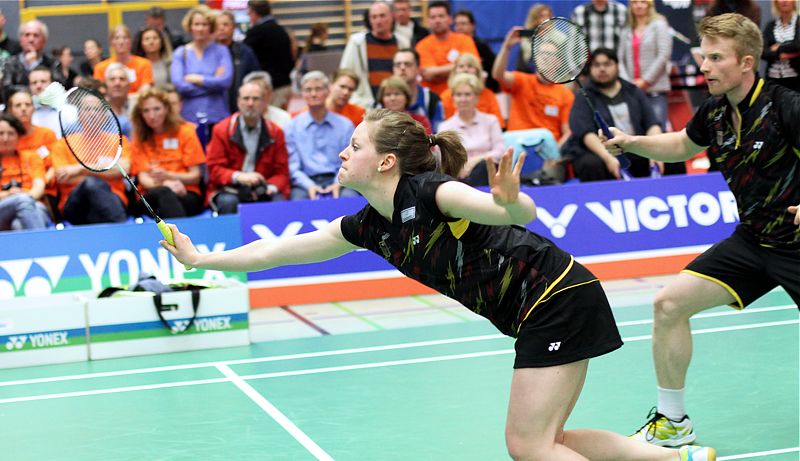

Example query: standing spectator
[130,87,206,218]
[242,71,292,128]
[215,10,260,114]
[438,73,505,186]
[171,5,233,128]
[762,0,800,93]
[206,81,290,214]
[516,3,553,73]
[104,63,134,139]
[493,28,574,144]
[0,8,21,57]
[94,25,154,94]
[52,46,78,89]
[29,66,61,138]
[79,39,103,78]
[305,22,329,52]
[139,6,185,51]
[326,69,366,127]
[0,114,49,231]
[133,27,173,88]
[439,53,503,128]
[377,76,432,133]
[618,0,673,131]
[245,0,295,109]
[392,0,429,47]
[2,20,61,101]
[284,71,356,200]
[393,48,444,132]
[340,1,409,108]
[571,0,628,53]
[415,1,479,96]
[453,9,499,93]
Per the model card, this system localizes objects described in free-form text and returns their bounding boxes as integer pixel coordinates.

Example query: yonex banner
[0,215,245,299]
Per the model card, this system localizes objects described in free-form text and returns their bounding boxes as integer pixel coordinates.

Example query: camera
[252,183,273,202]
[1,179,21,191]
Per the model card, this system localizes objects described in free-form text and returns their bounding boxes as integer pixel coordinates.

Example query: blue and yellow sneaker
[631,407,696,447]
[679,445,717,461]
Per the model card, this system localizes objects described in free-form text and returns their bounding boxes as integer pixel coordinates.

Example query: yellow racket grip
[157,220,192,270]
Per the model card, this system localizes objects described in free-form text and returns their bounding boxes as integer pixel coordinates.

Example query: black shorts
[684,228,800,309]
[514,261,623,368]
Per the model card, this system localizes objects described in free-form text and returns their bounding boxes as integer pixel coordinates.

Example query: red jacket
[206,113,290,200]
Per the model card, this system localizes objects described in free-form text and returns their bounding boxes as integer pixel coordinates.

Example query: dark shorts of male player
[683,227,800,309]
[514,261,623,368]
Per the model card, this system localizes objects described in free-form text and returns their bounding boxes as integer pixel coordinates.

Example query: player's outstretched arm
[603,127,705,163]
[160,218,358,272]
[435,148,536,226]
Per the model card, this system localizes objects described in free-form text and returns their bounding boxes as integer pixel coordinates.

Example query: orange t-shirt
[415,32,479,95]
[335,103,366,127]
[0,149,45,191]
[505,71,574,137]
[94,55,154,93]
[440,87,505,128]
[19,125,58,194]
[130,123,206,196]
[50,134,132,211]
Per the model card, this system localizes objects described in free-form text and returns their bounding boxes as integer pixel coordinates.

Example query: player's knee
[505,430,551,461]
[653,290,689,324]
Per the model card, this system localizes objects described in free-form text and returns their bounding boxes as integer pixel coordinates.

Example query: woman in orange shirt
[94,25,154,94]
[0,114,49,230]
[439,53,505,128]
[130,87,206,218]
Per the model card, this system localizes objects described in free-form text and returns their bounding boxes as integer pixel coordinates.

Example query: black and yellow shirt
[340,172,577,337]
[686,79,800,247]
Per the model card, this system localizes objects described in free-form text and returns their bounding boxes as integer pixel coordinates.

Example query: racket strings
[531,19,590,84]
[61,91,121,172]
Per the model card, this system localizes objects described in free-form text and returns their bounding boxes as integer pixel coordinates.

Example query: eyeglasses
[393,61,415,68]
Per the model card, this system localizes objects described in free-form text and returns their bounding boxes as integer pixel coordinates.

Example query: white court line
[217,364,334,461]
[719,447,800,460]
[0,319,795,405]
[616,304,796,327]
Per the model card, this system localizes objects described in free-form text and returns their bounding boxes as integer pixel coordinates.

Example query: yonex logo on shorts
[548,341,561,351]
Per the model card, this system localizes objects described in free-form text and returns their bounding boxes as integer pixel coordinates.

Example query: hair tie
[428,135,437,148]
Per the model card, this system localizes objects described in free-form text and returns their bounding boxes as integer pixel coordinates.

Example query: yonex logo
[5,335,27,350]
[0,256,69,299]
[548,342,561,352]
[753,141,764,150]
[170,320,191,334]
[411,235,420,245]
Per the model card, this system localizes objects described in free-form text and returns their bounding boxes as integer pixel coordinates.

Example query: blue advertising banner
[239,173,738,282]
[0,215,244,299]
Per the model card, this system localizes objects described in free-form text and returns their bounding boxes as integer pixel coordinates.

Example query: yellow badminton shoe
[631,407,696,446]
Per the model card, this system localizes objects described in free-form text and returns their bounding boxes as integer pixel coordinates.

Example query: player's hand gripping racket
[38,82,191,269]
[530,17,632,176]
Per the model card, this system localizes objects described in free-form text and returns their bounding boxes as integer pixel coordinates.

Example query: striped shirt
[365,33,399,99]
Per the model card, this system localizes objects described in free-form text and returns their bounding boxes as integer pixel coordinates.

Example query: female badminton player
[161,109,715,461]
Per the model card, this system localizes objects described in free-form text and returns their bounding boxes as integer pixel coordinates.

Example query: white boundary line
[719,447,800,460]
[217,364,334,461]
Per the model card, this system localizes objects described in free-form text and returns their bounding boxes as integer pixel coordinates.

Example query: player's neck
[725,73,756,107]
[364,176,399,222]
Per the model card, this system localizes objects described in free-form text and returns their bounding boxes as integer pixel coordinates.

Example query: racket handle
[157,220,192,270]
[593,111,613,139]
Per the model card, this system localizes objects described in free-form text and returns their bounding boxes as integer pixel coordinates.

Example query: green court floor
[0,288,797,460]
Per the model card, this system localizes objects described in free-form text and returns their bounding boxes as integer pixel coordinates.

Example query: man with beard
[561,47,673,181]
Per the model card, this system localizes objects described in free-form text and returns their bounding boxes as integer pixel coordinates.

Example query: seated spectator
[305,22,329,52]
[284,71,356,200]
[104,63,134,138]
[438,73,504,186]
[171,5,233,127]
[28,65,61,137]
[242,71,292,128]
[6,88,58,218]
[50,121,132,225]
[159,83,184,120]
[392,0,429,46]
[561,48,685,181]
[215,10,260,114]
[130,87,206,218]
[493,27,574,146]
[378,76,432,134]
[94,25,154,94]
[79,39,104,77]
[453,9,499,92]
[2,20,62,101]
[439,53,503,128]
[326,69,366,127]
[51,46,77,89]
[0,8,21,57]
[0,114,49,230]
[206,81,290,214]
[393,48,444,131]
[133,27,173,88]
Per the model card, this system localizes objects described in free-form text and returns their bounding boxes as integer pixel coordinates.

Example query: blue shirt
[284,111,354,191]
[408,84,444,132]
[170,43,234,125]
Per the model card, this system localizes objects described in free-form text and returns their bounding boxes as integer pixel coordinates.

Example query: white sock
[657,386,686,420]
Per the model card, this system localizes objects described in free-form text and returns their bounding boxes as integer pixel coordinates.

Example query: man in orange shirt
[326,69,366,127]
[414,1,479,95]
[492,27,574,145]
[50,133,131,224]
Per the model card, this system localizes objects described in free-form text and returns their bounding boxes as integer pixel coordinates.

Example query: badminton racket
[37,82,190,269]
[530,17,632,174]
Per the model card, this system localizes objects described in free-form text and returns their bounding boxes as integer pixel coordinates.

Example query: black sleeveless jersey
[340,172,578,337]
